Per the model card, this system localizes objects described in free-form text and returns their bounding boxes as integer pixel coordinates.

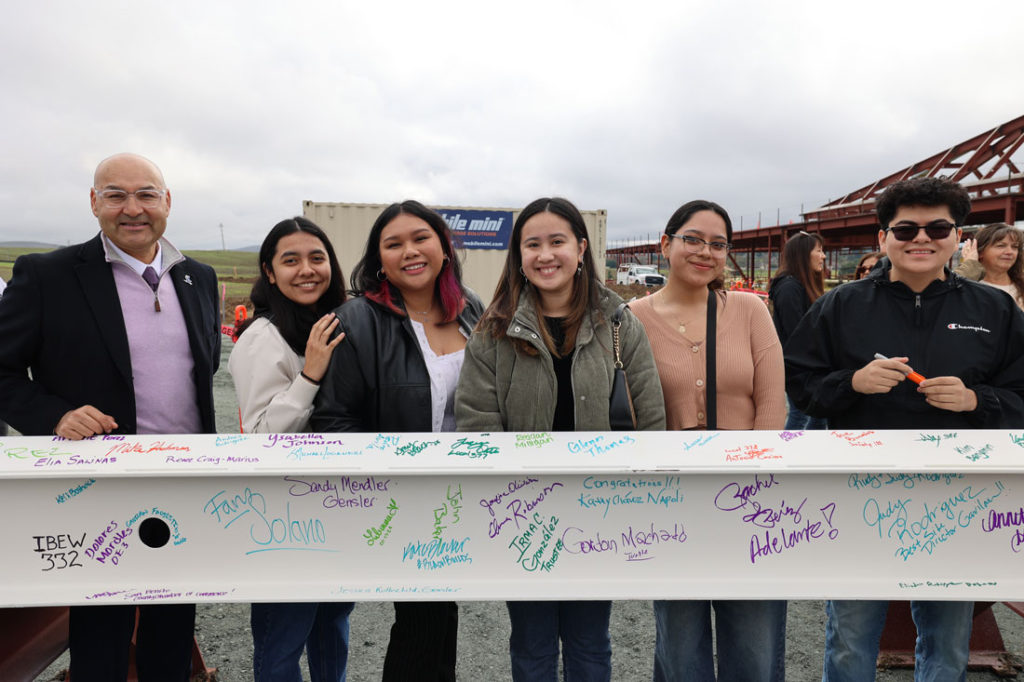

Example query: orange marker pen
[874,353,926,385]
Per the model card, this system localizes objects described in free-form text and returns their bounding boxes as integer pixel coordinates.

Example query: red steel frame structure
[730,113,1024,280]
[608,114,1024,282]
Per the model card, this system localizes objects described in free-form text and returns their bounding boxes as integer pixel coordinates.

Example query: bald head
[93,153,166,189]
[90,153,171,263]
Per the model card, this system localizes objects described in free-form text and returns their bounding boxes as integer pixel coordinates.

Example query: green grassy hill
[0,246,260,323]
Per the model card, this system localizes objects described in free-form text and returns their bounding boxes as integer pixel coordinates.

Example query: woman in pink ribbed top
[629,200,787,681]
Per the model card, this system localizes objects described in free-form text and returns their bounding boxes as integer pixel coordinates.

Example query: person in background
[629,199,787,682]
[229,217,354,682]
[311,200,483,682]
[955,222,1024,309]
[786,177,1024,681]
[854,251,882,280]
[0,153,220,681]
[767,230,826,429]
[456,196,665,681]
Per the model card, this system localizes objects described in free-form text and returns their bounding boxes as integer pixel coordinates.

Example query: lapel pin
[184,275,193,286]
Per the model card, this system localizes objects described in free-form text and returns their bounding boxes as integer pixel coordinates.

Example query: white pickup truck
[616,264,666,287]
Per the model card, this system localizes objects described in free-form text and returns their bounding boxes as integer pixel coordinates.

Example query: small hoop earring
[376,269,387,281]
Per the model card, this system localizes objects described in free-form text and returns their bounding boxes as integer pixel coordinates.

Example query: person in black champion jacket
[785,259,1024,430]
[784,176,1024,682]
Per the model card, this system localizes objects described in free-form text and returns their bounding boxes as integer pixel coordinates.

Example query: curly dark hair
[875,177,971,228]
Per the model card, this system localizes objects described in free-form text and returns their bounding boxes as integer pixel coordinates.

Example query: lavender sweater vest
[110,262,201,434]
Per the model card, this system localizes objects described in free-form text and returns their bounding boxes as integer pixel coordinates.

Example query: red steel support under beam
[728,252,746,281]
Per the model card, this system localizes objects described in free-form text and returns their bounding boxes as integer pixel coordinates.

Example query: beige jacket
[229,317,320,433]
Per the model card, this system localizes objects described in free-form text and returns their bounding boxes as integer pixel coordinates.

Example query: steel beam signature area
[1,429,1022,605]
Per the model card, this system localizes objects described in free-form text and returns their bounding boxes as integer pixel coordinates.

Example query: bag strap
[705,289,717,430]
[612,303,627,368]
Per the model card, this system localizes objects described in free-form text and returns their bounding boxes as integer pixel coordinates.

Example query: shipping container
[302,201,607,305]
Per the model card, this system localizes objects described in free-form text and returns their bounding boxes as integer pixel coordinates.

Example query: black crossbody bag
[609,303,638,430]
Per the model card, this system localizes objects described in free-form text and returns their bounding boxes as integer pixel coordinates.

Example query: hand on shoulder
[302,313,345,383]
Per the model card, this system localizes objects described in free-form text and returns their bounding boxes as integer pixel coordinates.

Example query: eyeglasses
[94,188,167,208]
[669,233,731,253]
[885,221,956,242]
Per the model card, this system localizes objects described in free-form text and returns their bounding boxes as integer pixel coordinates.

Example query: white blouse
[410,320,465,433]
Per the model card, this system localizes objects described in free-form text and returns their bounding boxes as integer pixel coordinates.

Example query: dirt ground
[34,337,1024,681]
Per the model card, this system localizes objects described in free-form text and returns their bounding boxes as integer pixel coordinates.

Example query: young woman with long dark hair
[768,230,826,430]
[229,216,354,682]
[311,200,483,682]
[456,197,665,681]
[629,200,787,681]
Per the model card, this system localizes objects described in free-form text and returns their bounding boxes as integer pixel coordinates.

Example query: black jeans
[69,603,196,681]
[382,601,458,682]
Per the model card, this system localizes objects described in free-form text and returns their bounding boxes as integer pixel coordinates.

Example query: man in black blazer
[0,153,220,680]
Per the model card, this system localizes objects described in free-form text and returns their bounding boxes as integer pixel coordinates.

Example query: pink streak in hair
[437,264,465,323]
[366,281,405,316]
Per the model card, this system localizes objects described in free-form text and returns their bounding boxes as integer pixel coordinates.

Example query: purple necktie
[142,266,159,292]
[143,267,161,311]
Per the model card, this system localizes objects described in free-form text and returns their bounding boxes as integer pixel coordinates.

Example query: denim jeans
[507,600,612,681]
[785,404,827,430]
[652,599,786,681]
[251,601,355,682]
[822,600,973,682]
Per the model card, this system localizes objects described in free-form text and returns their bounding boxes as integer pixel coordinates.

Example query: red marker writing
[874,353,926,385]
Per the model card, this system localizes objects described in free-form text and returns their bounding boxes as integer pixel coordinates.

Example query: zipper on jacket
[570,344,579,428]
[914,294,921,326]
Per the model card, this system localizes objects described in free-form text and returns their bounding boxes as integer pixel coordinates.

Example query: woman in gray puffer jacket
[456,197,665,681]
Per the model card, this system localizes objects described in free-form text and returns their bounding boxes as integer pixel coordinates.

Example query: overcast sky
[3,0,1022,250]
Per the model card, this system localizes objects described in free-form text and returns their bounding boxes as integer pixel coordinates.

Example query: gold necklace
[656,293,696,335]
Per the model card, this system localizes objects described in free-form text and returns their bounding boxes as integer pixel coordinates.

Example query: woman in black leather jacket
[311,200,481,682]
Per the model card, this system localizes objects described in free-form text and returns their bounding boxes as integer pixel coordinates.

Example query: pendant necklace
[411,304,433,323]
[657,294,693,335]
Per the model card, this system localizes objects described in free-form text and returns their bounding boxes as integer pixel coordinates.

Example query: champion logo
[947,322,990,333]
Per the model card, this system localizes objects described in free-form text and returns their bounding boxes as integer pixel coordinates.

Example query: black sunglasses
[885,221,956,241]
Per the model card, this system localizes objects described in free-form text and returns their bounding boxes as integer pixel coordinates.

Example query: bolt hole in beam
[139,518,171,548]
